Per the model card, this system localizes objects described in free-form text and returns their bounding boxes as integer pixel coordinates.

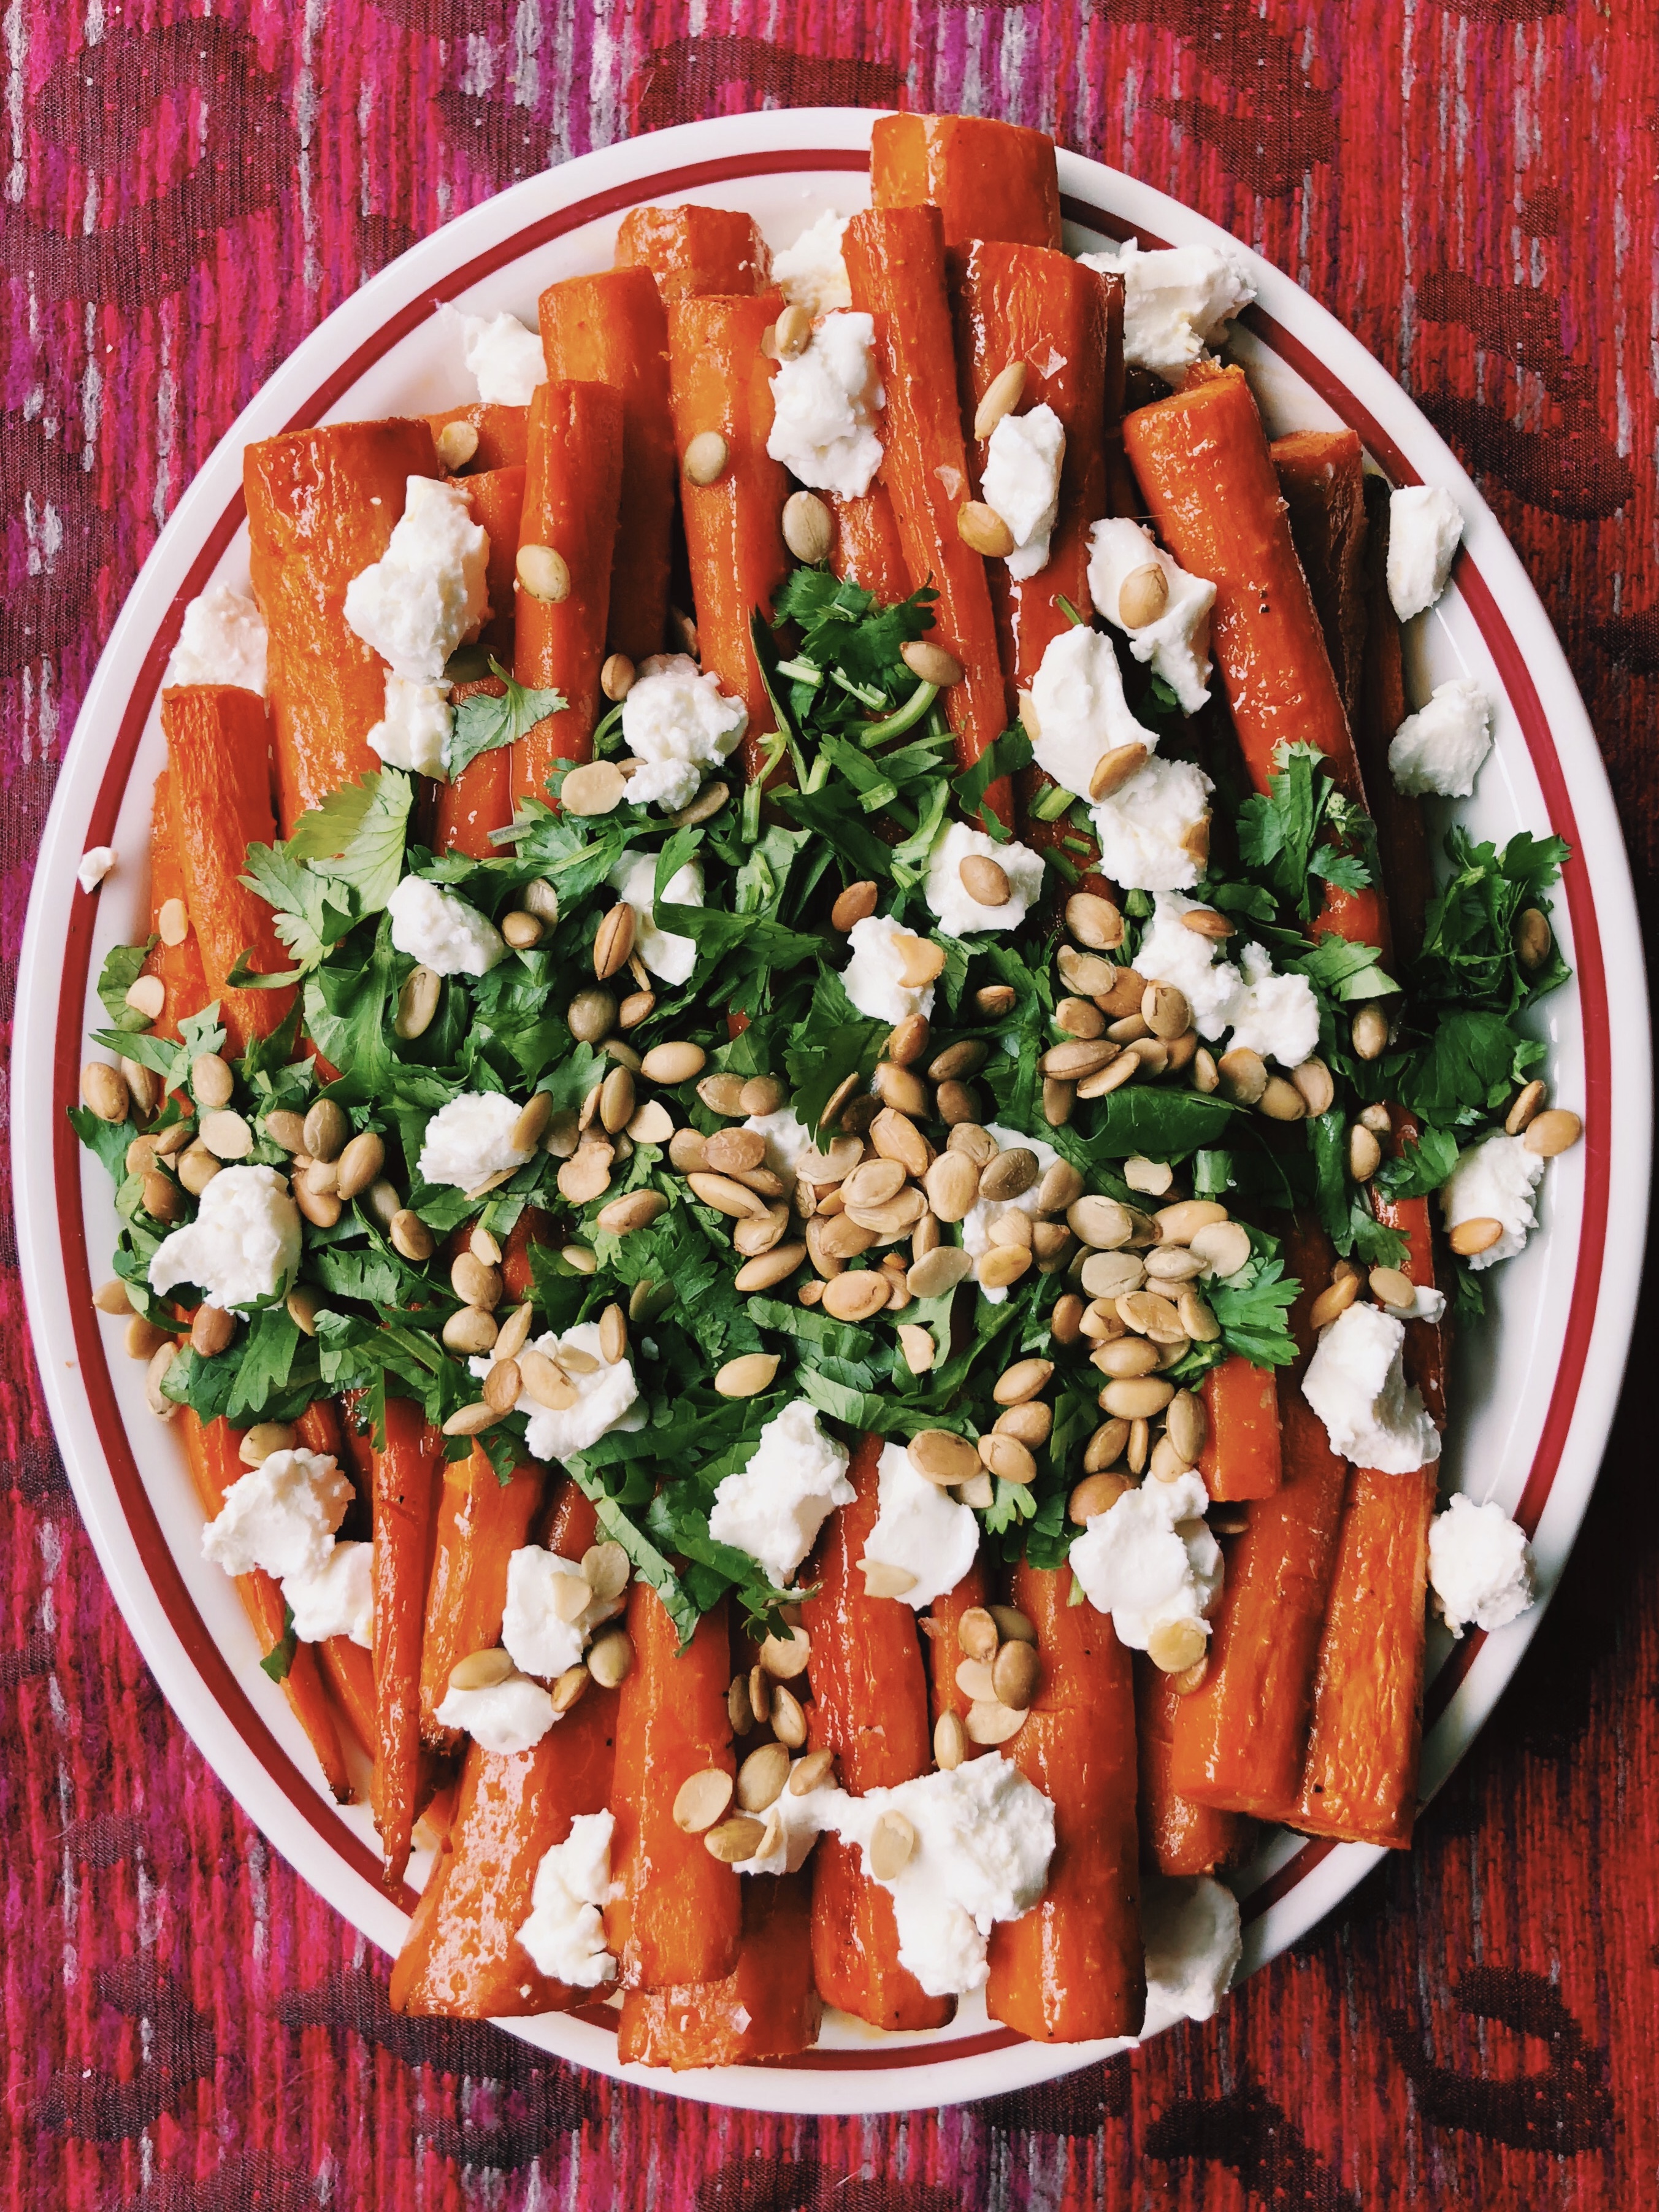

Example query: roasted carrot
[1374,1107,1449,1427]
[244,419,440,832]
[924,1555,993,1760]
[1134,1656,1245,1878]
[800,1432,954,2033]
[291,1399,375,1757]
[1271,428,1369,726]
[432,674,510,861]
[605,1581,742,1990]
[509,380,626,807]
[538,269,675,665]
[1168,1219,1350,1821]
[986,1562,1144,2041]
[161,685,295,1053]
[870,113,1062,251]
[1353,473,1435,958]
[844,207,1013,823]
[616,1873,822,2069]
[1198,1354,1284,1502]
[664,292,791,778]
[461,462,526,666]
[420,1447,545,1751]
[371,1392,445,1891]
[615,203,770,300]
[829,485,913,604]
[499,1205,554,1304]
[424,402,530,473]
[143,772,210,1046]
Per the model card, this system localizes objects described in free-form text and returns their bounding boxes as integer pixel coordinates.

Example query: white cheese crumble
[150,1164,302,1314]
[472,1320,644,1465]
[1027,623,1160,800]
[1301,1302,1443,1474]
[1387,485,1464,621]
[500,1543,627,1680]
[1090,754,1214,893]
[1087,518,1215,713]
[367,673,453,780]
[1134,891,1245,1040]
[1389,678,1493,798]
[840,912,938,1026]
[1428,1492,1536,1637]
[1438,1132,1545,1271]
[707,1398,854,1591]
[1376,1277,1449,1324]
[770,210,852,317]
[961,1123,1063,1304]
[860,1439,981,1610]
[342,475,491,684]
[417,1090,534,1191]
[201,1447,351,1583]
[618,653,747,812]
[1070,1470,1224,1652]
[163,582,270,696]
[743,1106,814,1183]
[516,1811,619,1986]
[734,1768,841,1877]
[980,403,1065,580]
[1078,238,1255,385]
[765,310,885,501]
[283,1538,374,1648]
[1139,1873,1243,2038]
[924,819,1046,938]
[77,846,117,894]
[444,306,548,409]
[608,851,703,986]
[1225,942,1321,1069]
[435,1670,557,1754]
[388,873,506,977]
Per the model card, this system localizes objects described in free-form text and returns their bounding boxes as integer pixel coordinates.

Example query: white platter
[12,108,1650,2115]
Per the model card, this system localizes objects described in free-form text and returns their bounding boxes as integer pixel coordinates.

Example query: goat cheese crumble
[367,673,453,780]
[608,851,703,985]
[770,210,852,317]
[516,1811,619,1986]
[840,912,938,1025]
[201,1447,351,1583]
[765,310,885,500]
[473,1319,644,1465]
[500,1544,628,1680]
[389,873,505,977]
[1090,753,1214,893]
[1134,891,1246,1039]
[150,1164,302,1314]
[163,582,270,696]
[980,402,1065,580]
[1070,1470,1224,1652]
[1087,518,1216,712]
[77,846,117,894]
[1225,942,1321,1068]
[1078,238,1255,385]
[1387,485,1463,621]
[283,1538,374,1648]
[1140,1875,1244,2037]
[1427,1493,1536,1637]
[618,653,747,811]
[435,1669,557,1753]
[417,1090,533,1191]
[860,1440,981,1610]
[707,1398,854,1590]
[924,820,1046,938]
[445,307,548,408]
[1389,678,1493,798]
[742,1106,815,1183]
[343,475,491,683]
[1302,1302,1442,1474]
[1438,1132,1545,1270]
[1028,623,1160,799]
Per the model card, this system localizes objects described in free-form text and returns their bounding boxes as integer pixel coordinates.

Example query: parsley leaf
[446,661,566,782]
[96,940,159,1033]
[1236,743,1376,923]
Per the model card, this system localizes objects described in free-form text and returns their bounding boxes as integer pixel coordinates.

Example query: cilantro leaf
[1374,1122,1460,1200]
[310,769,414,915]
[446,661,567,783]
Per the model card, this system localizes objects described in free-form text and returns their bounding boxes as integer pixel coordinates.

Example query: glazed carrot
[1168,1219,1349,1820]
[1353,473,1435,958]
[291,1398,375,1757]
[161,685,294,1053]
[664,292,791,777]
[829,485,913,604]
[500,1205,554,1303]
[616,1873,822,2069]
[1374,1107,1448,1427]
[1198,1354,1284,1502]
[605,1581,741,1990]
[870,113,1062,250]
[615,203,770,300]
[538,269,675,665]
[986,1562,1144,2041]
[1134,1656,1245,1878]
[177,1409,351,1802]
[844,207,1013,823]
[461,462,526,665]
[420,1447,545,1751]
[1271,428,1369,726]
[244,419,439,832]
[432,674,510,860]
[371,1392,445,1891]
[424,401,529,473]
[143,772,210,1045]
[800,1432,954,2033]
[509,380,626,807]
[924,1555,992,1760]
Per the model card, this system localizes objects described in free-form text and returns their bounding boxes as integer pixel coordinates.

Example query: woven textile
[3,6,1657,2206]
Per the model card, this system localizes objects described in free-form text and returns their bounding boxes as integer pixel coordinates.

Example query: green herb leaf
[96,940,159,1033]
[446,660,567,782]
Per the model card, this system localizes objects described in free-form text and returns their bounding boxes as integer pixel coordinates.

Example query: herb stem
[860,680,938,748]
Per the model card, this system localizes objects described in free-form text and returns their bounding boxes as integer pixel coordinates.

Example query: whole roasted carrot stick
[828,485,913,604]
[1352,473,1435,958]
[615,203,770,299]
[1134,1656,1245,1878]
[986,1562,1144,2042]
[924,1554,992,1760]
[605,1582,742,1990]
[509,380,626,808]
[461,462,526,667]
[870,113,1063,250]
[538,269,675,666]
[143,772,210,1047]
[244,419,439,832]
[1168,1219,1350,1819]
[432,674,510,861]
[1199,1354,1284,1502]
[292,1399,376,1757]
[371,1392,445,1890]
[161,686,295,1053]
[1271,428,1369,726]
[845,207,1013,824]
[420,1447,545,1751]
[800,1432,954,2033]
[616,1872,822,2069]
[424,401,529,473]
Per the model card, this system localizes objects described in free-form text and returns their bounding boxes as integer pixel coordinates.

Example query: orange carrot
[615,203,770,299]
[420,1447,545,1751]
[144,772,210,1046]
[1134,1656,1245,1877]
[986,1562,1144,2041]
[844,207,1013,823]
[1353,473,1435,958]
[461,462,526,666]
[424,402,530,473]
[432,674,510,861]
[1373,1108,1448,1427]
[616,1874,822,2068]
[800,1432,954,2033]
[244,420,440,832]
[829,485,913,604]
[870,113,1062,250]
[371,1392,445,1890]
[1271,428,1370,726]
[499,1205,554,1304]
[924,1556,993,1761]
[1198,1354,1284,1502]
[509,380,626,807]
[538,269,675,665]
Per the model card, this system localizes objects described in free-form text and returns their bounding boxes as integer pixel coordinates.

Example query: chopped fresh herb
[446,660,567,783]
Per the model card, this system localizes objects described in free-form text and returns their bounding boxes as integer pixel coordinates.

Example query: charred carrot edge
[510,380,626,807]
[177,1408,351,1802]
[144,771,210,1048]
[615,203,770,300]
[161,686,294,1054]
[1353,472,1435,958]
[1134,1655,1246,1878]
[434,674,510,860]
[1199,1354,1284,1502]
[1374,1108,1448,1426]
[371,1393,446,1891]
[664,291,792,778]
[801,1432,954,2033]
[424,402,530,473]
[986,1563,1144,2041]
[870,113,1063,250]
[538,269,675,666]
[1271,429,1370,726]
[419,1448,546,1750]
[605,1581,742,1991]
[244,419,440,834]
[828,486,913,604]
[1168,1219,1350,1820]
[616,1871,822,2069]
[845,207,1013,826]
[924,1556,993,1761]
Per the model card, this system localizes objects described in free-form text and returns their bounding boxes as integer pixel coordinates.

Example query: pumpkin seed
[1524,1108,1581,1156]
[907,1429,979,1487]
[587,1629,634,1689]
[965,1700,1027,1746]
[715,1351,781,1397]
[673,1767,734,1834]
[862,1559,919,1599]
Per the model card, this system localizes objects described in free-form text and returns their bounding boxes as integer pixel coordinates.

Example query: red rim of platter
[50,147,1611,2072]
